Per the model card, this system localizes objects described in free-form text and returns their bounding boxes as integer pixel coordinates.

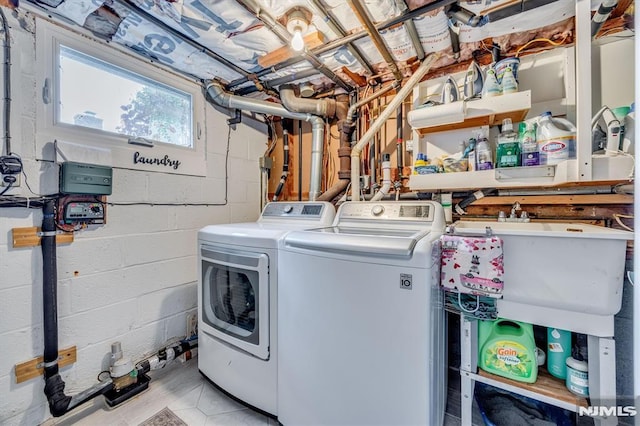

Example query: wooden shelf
[408,90,531,135]
[464,368,588,412]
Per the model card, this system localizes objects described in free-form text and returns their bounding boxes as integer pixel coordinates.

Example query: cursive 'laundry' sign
[133,151,181,170]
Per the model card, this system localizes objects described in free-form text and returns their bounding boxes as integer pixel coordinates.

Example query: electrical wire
[515,35,569,57]
[0,181,12,195]
[105,125,232,207]
[613,213,634,232]
[0,7,11,155]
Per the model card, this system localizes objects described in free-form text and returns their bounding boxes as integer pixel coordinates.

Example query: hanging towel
[440,234,504,298]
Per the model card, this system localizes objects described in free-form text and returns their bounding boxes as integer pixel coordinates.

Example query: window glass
[58,45,193,148]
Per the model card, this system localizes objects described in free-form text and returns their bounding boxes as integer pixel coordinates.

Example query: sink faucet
[498,202,530,222]
[509,201,521,219]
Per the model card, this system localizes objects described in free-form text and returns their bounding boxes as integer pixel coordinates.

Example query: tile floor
[46,358,475,426]
[48,360,277,426]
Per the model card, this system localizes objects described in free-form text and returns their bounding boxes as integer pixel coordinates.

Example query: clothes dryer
[278,201,446,425]
[198,202,334,416]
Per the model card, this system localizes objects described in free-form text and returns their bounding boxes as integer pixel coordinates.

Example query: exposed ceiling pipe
[396,0,425,61]
[317,82,398,202]
[308,0,374,75]
[227,0,456,92]
[205,81,326,200]
[347,0,403,82]
[279,84,349,201]
[591,0,619,38]
[350,53,439,201]
[234,0,353,92]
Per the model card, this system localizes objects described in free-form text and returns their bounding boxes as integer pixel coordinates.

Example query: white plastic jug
[536,112,576,165]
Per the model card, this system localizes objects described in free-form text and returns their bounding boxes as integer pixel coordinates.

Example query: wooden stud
[258,31,326,68]
[12,227,74,248]
[15,346,77,384]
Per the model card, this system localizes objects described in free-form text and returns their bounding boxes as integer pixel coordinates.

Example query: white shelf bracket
[575,0,592,181]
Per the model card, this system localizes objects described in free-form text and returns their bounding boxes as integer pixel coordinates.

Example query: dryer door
[200,245,269,360]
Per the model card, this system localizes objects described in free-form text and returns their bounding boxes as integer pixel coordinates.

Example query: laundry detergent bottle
[547,328,572,379]
[478,319,538,383]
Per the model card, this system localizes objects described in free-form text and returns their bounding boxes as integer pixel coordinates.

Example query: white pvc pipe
[371,158,391,201]
[350,53,439,201]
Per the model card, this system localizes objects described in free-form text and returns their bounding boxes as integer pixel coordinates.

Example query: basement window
[36,19,206,176]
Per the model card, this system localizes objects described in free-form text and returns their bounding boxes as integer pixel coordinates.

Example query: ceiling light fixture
[286,8,311,52]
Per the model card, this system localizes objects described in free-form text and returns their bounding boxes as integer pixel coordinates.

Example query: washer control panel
[261,202,326,218]
[338,202,434,221]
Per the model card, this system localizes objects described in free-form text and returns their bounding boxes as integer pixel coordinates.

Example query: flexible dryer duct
[351,53,440,201]
[205,81,325,200]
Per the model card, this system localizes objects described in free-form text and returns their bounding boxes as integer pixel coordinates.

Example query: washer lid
[284,226,429,258]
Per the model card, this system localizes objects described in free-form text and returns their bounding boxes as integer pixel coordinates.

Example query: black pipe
[42,199,72,416]
[396,105,403,179]
[136,339,198,375]
[297,121,302,201]
[454,188,497,215]
[273,129,289,201]
[42,199,114,416]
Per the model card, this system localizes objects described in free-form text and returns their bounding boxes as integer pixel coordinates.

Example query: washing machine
[197,201,335,416]
[278,201,447,425]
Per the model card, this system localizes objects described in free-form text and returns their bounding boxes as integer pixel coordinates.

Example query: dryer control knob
[371,205,385,216]
[283,205,293,213]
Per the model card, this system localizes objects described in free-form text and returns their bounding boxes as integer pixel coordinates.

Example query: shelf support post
[587,335,618,426]
[575,0,592,181]
[460,314,478,426]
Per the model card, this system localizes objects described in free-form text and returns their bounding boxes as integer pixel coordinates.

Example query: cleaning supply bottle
[495,118,520,168]
[475,132,493,170]
[412,153,427,175]
[537,112,576,165]
[478,319,538,383]
[466,137,477,171]
[519,121,539,166]
[482,68,501,98]
[501,66,518,94]
[547,328,572,379]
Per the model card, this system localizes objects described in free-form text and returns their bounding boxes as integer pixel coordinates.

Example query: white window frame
[35,18,207,176]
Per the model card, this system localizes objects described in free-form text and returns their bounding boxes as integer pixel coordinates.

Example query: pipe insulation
[205,81,325,200]
[273,129,289,201]
[591,0,619,38]
[350,53,439,201]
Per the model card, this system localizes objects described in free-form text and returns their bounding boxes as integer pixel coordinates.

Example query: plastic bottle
[482,68,501,98]
[412,153,427,175]
[496,118,520,168]
[622,103,635,154]
[547,328,572,379]
[537,112,576,165]
[519,121,539,166]
[475,132,493,170]
[501,67,518,94]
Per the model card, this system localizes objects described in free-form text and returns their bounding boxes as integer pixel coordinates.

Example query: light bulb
[291,29,305,52]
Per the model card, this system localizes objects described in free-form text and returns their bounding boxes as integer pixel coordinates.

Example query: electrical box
[63,201,105,224]
[59,162,113,195]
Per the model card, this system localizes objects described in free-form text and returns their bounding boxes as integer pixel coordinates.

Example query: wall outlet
[186,312,197,338]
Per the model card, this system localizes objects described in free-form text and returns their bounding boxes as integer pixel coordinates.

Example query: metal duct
[350,53,439,201]
[205,81,325,200]
[280,84,337,118]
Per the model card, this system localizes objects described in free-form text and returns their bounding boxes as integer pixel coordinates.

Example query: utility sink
[449,221,632,316]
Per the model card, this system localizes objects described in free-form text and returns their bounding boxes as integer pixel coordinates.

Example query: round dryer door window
[202,262,260,345]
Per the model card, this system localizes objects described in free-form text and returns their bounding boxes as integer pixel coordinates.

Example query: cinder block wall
[0,10,266,425]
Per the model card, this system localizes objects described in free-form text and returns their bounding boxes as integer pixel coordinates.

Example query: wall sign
[133,151,181,170]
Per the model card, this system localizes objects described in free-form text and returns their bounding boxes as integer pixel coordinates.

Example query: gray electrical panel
[59,162,113,195]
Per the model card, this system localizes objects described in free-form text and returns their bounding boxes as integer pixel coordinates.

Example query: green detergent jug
[478,318,538,383]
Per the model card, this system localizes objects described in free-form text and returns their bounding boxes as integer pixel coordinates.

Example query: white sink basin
[449,221,632,316]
